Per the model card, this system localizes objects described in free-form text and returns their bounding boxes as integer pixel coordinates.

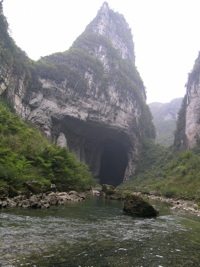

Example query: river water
[0,197,200,267]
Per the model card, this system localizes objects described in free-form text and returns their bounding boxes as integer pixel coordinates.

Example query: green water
[0,197,200,267]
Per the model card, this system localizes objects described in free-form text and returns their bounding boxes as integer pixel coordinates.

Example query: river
[0,197,200,266]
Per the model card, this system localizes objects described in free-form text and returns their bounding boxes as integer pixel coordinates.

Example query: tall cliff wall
[0,2,155,186]
[174,52,200,149]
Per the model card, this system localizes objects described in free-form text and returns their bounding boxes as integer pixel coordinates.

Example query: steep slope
[0,2,155,186]
[174,52,200,149]
[149,98,183,146]
[0,100,93,192]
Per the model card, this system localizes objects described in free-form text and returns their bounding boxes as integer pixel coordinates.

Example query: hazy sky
[3,0,200,103]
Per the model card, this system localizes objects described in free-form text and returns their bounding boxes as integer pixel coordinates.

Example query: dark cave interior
[99,139,128,186]
[57,117,130,187]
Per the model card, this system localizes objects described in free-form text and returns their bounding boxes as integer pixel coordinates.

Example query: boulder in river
[123,194,159,217]
[101,184,125,200]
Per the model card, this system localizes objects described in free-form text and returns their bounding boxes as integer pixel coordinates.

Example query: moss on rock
[123,194,158,217]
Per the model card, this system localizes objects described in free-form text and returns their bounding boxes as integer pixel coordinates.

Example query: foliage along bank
[0,100,95,194]
[118,139,200,204]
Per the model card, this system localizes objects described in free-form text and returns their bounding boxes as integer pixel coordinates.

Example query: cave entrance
[99,140,128,186]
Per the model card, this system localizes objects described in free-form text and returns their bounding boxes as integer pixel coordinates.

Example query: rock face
[149,98,183,146]
[123,194,158,217]
[0,2,155,186]
[174,52,200,149]
[185,53,200,148]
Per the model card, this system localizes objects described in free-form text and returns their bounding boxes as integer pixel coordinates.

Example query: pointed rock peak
[85,2,135,63]
[96,1,110,20]
[101,1,109,10]
[102,2,109,7]
[0,1,3,12]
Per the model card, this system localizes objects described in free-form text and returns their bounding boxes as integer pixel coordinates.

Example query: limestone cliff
[0,2,155,185]
[174,52,200,149]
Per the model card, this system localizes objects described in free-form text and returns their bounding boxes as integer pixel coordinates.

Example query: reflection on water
[0,197,200,266]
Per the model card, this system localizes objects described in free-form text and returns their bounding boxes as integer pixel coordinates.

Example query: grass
[118,143,200,201]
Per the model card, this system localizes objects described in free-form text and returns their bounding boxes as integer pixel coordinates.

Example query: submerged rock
[123,194,158,217]
[101,184,116,195]
[109,193,124,200]
[101,184,125,200]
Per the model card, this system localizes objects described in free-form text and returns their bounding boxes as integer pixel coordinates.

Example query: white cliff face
[174,53,200,150]
[0,65,29,119]
[92,2,134,63]
[185,80,200,148]
[27,76,141,133]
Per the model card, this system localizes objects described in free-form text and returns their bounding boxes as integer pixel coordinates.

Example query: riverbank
[102,184,200,217]
[1,185,200,217]
[134,192,200,217]
[0,191,89,209]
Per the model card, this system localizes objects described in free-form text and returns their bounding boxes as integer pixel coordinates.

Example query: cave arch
[99,139,128,186]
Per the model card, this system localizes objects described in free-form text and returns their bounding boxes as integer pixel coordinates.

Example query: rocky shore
[0,191,90,209]
[137,192,200,217]
[96,185,200,217]
[1,183,199,217]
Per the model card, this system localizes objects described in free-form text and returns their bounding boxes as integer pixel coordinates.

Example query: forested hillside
[0,100,94,193]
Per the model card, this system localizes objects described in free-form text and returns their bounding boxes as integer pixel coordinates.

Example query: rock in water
[123,194,158,217]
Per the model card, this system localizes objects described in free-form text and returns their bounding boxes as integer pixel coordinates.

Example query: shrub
[162,189,177,198]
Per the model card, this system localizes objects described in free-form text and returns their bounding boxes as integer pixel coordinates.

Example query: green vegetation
[0,7,30,73]
[0,5,41,96]
[0,99,95,192]
[155,120,176,146]
[148,98,183,147]
[119,140,200,201]
[157,150,200,200]
[174,96,188,150]
[37,47,104,85]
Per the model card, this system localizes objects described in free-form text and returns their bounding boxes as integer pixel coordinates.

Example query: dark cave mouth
[57,117,130,187]
[99,140,128,186]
